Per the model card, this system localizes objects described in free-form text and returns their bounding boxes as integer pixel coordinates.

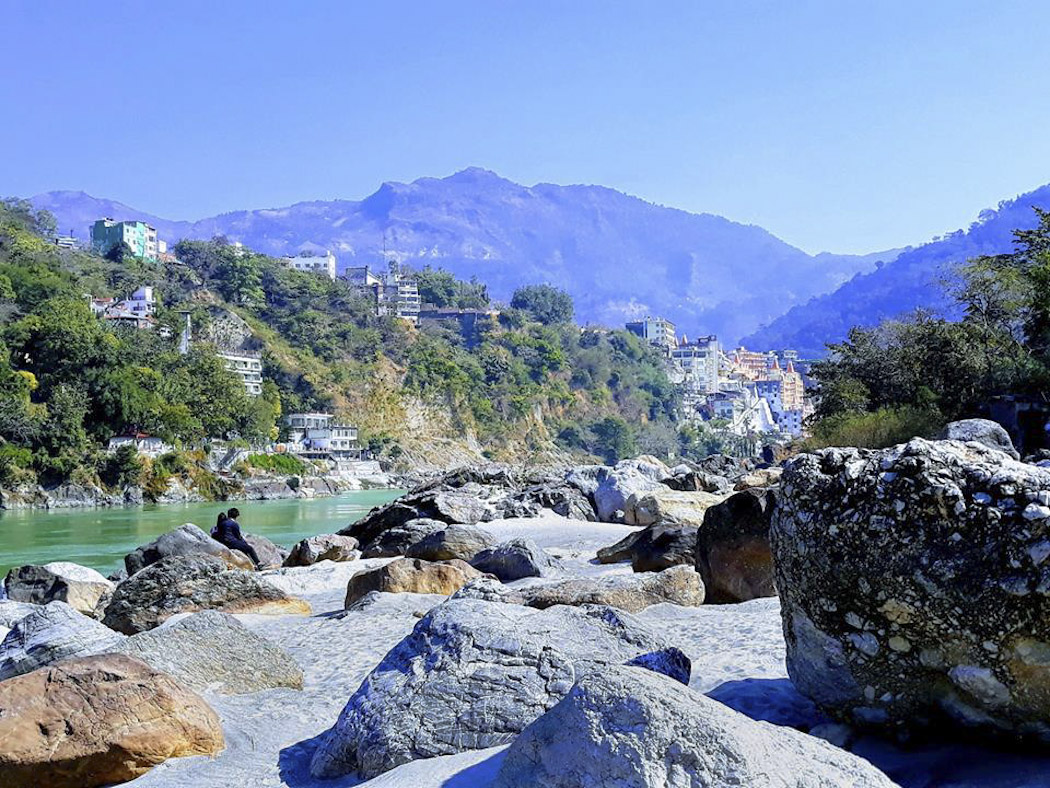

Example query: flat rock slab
[309,597,669,779]
[519,565,706,613]
[0,654,224,788]
[113,610,303,694]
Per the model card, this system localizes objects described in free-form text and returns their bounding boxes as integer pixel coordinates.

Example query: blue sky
[3,0,1050,253]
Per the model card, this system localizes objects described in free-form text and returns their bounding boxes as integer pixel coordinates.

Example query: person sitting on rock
[214,507,262,569]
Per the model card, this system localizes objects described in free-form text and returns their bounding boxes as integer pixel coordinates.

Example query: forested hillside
[743,184,1050,357]
[0,197,709,492]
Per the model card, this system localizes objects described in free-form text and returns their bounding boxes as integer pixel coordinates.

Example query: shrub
[805,406,944,450]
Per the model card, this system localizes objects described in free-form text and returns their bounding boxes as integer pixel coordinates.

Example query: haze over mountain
[31,168,897,344]
[741,183,1050,357]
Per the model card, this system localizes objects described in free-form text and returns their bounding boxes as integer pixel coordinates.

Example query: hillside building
[284,251,337,280]
[91,218,163,262]
[344,261,421,323]
[670,335,721,395]
[284,413,361,461]
[219,350,263,396]
[625,317,677,352]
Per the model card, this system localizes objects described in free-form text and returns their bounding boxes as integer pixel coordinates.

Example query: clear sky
[3,0,1050,254]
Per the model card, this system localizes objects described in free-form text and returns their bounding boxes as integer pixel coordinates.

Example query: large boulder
[772,438,1050,740]
[696,487,778,603]
[344,558,483,607]
[4,562,113,616]
[661,468,733,493]
[938,417,1020,459]
[596,523,698,572]
[405,524,496,562]
[508,482,597,521]
[360,518,447,558]
[284,534,360,567]
[0,602,124,680]
[309,598,669,779]
[244,533,288,569]
[0,654,224,788]
[623,488,726,527]
[124,523,254,575]
[343,489,489,546]
[113,610,303,694]
[519,565,705,613]
[102,554,310,634]
[492,666,897,788]
[593,457,670,522]
[469,537,557,581]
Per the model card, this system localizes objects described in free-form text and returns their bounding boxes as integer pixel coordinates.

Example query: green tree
[510,284,574,325]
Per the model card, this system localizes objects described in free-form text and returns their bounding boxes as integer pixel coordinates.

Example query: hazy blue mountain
[741,184,1050,357]
[31,168,897,343]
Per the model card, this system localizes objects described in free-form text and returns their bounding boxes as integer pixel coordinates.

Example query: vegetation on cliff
[809,209,1050,448]
[0,197,699,489]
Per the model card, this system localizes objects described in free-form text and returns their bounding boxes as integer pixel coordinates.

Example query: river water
[0,490,403,577]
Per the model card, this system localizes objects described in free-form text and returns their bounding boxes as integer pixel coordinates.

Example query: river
[0,490,403,577]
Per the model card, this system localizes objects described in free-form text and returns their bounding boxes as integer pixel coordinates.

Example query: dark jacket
[215,517,244,545]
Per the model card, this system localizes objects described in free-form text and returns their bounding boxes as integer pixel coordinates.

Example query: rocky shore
[0,469,397,510]
[2,418,1050,786]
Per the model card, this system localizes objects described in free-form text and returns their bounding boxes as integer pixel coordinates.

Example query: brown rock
[284,534,360,567]
[623,489,726,527]
[344,558,484,608]
[0,654,224,788]
[696,487,778,603]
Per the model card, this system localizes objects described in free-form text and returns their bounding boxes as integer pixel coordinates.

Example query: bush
[245,452,306,475]
[101,444,143,489]
[805,406,944,450]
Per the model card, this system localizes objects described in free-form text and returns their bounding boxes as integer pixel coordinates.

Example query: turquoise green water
[0,490,403,577]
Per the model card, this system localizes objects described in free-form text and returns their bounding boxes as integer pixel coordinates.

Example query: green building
[91,218,162,262]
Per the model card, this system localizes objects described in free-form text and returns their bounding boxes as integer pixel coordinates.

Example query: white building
[344,262,421,323]
[124,286,157,316]
[220,351,263,396]
[107,432,172,458]
[284,251,337,280]
[671,335,721,395]
[626,317,677,352]
[284,413,360,459]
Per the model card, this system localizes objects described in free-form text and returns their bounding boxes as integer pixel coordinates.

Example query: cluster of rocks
[7,418,1050,786]
[0,521,317,786]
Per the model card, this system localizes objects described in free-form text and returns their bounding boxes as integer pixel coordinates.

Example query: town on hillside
[77,217,812,468]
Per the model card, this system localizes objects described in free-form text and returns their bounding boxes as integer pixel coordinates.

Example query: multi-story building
[671,335,721,395]
[625,317,677,352]
[124,286,157,316]
[344,261,421,323]
[728,347,774,380]
[284,413,361,460]
[219,350,263,396]
[54,235,78,250]
[91,218,161,262]
[284,251,337,280]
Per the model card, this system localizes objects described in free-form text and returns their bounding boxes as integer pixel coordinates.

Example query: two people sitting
[211,507,263,569]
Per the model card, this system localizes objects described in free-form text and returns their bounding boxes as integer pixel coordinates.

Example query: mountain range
[740,184,1050,356]
[30,168,898,345]
[31,170,1049,353]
